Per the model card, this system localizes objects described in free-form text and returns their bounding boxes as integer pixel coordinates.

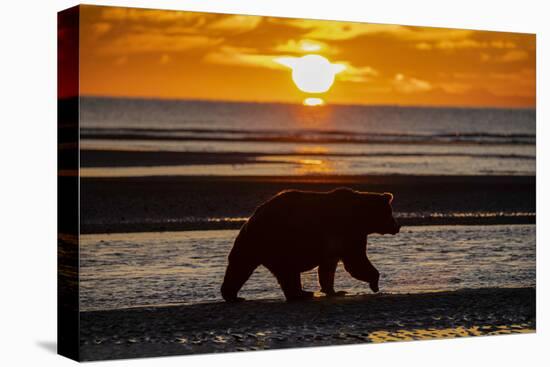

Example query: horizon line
[70,94,536,110]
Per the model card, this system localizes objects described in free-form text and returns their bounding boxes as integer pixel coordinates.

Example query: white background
[0,0,547,365]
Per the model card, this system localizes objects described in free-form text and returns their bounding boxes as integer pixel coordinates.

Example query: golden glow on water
[291,100,334,128]
[303,97,325,106]
[295,145,329,154]
[255,155,334,175]
[297,159,323,165]
[295,159,333,175]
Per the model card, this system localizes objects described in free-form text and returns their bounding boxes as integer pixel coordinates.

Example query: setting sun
[275,55,346,93]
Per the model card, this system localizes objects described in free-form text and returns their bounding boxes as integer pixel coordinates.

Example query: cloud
[99,33,223,55]
[480,49,529,63]
[451,72,478,79]
[159,54,172,65]
[415,39,517,51]
[92,8,261,56]
[438,82,472,94]
[487,69,535,97]
[92,22,112,36]
[415,42,433,50]
[338,64,379,82]
[100,7,207,24]
[392,73,432,93]
[445,69,534,97]
[100,8,261,35]
[490,40,517,49]
[204,46,377,84]
[433,39,485,50]
[273,39,335,54]
[114,55,128,66]
[489,68,535,84]
[270,18,473,42]
[498,49,529,62]
[203,46,286,70]
[267,18,401,40]
[206,15,262,34]
[399,27,474,42]
[274,55,346,71]
[294,20,406,40]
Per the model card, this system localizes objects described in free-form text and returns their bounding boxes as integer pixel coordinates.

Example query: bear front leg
[221,260,258,302]
[277,272,314,301]
[342,250,380,293]
[318,261,347,297]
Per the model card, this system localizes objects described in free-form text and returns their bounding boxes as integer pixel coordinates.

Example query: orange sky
[79,5,536,108]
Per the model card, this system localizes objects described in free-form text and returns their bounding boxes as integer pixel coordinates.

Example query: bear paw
[321,289,347,297]
[224,296,246,303]
[327,290,348,298]
[286,290,314,302]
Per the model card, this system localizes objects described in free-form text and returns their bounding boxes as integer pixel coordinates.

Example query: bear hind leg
[318,261,347,297]
[276,272,314,301]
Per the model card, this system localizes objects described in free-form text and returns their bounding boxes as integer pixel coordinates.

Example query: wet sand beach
[76,172,536,361]
[79,287,535,361]
[80,174,535,233]
[73,175,536,361]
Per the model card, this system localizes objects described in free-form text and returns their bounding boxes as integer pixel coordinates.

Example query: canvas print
[58,4,536,361]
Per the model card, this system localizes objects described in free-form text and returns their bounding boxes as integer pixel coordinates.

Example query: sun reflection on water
[303,97,325,106]
[295,145,329,154]
[255,155,334,175]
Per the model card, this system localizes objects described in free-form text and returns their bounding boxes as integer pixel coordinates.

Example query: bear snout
[383,222,400,235]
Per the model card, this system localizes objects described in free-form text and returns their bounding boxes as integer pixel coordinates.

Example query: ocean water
[80,98,536,176]
[80,224,535,311]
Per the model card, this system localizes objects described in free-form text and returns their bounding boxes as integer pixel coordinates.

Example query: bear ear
[382,192,394,204]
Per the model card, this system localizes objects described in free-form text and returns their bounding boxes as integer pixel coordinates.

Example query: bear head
[368,192,401,235]
[331,188,401,235]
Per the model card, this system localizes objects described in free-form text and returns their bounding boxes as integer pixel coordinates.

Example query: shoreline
[81,174,535,234]
[80,149,535,167]
[80,216,535,234]
[79,287,535,361]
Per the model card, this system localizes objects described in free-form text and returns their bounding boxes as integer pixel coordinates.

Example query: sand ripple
[79,287,535,361]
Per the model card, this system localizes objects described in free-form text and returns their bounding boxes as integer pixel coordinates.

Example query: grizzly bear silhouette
[221,188,400,302]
